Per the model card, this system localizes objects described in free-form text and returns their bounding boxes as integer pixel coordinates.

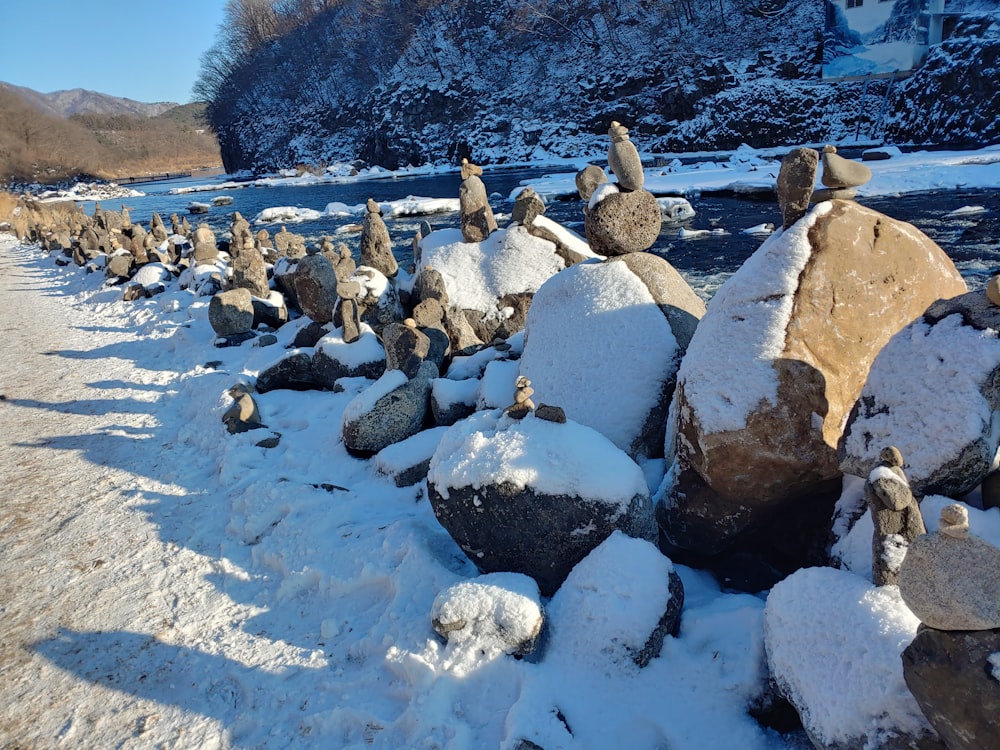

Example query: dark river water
[105,167,1000,300]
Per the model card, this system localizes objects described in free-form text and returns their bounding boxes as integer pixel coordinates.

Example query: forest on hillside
[196,0,1000,173]
[0,93,221,185]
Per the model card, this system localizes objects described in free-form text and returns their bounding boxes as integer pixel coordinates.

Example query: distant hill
[0,85,220,185]
[0,82,178,119]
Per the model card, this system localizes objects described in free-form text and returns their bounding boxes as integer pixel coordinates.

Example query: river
[101,167,1000,300]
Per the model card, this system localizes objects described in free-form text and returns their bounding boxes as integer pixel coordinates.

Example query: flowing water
[105,167,1000,300]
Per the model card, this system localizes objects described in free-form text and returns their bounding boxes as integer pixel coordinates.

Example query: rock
[312,326,386,387]
[373,425,448,487]
[352,266,402,332]
[383,321,432,378]
[821,145,872,189]
[535,404,566,423]
[292,253,339,324]
[231,245,270,298]
[865,446,926,587]
[982,471,1000,510]
[413,267,449,305]
[547,532,683,668]
[664,200,967,556]
[606,121,644,192]
[575,165,608,201]
[427,410,657,596]
[899,504,1000,630]
[105,253,133,281]
[459,174,498,243]
[256,352,320,393]
[460,158,483,180]
[359,201,398,277]
[209,288,254,337]
[840,290,1000,498]
[519,254,702,458]
[764,566,936,750]
[430,377,479,426]
[431,573,544,657]
[250,291,288,330]
[776,147,819,230]
[511,187,545,228]
[901,625,1000,750]
[987,274,1000,306]
[412,297,445,328]
[341,361,437,455]
[150,212,168,242]
[811,187,858,202]
[222,384,264,434]
[583,188,662,256]
[290,320,328,349]
[274,225,306,257]
[339,298,362,343]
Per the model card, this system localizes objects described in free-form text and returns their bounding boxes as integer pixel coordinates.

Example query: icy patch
[946,205,987,217]
[657,197,696,223]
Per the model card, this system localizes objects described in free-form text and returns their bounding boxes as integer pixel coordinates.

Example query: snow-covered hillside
[201,0,1000,173]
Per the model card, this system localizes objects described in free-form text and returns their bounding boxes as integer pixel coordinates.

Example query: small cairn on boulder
[458,158,497,243]
[359,198,398,277]
[899,503,1000,750]
[511,187,545,229]
[814,145,872,202]
[776,147,819,230]
[504,375,535,419]
[584,121,661,256]
[864,446,926,587]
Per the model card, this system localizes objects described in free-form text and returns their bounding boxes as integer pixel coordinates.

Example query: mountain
[196,0,1000,174]
[0,82,178,120]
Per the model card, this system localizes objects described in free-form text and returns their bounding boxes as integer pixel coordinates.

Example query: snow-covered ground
[0,234,793,747]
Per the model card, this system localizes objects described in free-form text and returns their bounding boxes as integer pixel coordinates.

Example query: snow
[676,203,831,434]
[657,196,696,222]
[431,376,479,411]
[588,182,619,208]
[945,204,987,217]
[476,358,520,409]
[841,313,1000,489]
[546,532,674,671]
[429,572,543,668]
[427,410,648,511]
[417,226,564,314]
[315,324,384,368]
[530,214,600,259]
[518,259,679,453]
[340,368,407,424]
[252,196,457,225]
[373,426,449,477]
[764,566,931,748]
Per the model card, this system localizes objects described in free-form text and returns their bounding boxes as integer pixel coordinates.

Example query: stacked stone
[814,145,872,202]
[583,122,662,256]
[359,198,398,277]
[458,159,497,243]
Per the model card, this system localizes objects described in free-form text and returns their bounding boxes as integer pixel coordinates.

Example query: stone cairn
[359,198,398,277]
[505,376,536,419]
[582,122,662,256]
[864,445,926,587]
[458,158,497,243]
[776,145,873,229]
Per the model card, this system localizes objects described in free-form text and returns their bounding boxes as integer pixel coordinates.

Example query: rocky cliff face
[203,0,999,173]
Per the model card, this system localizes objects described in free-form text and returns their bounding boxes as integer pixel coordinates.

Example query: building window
[847,0,863,7]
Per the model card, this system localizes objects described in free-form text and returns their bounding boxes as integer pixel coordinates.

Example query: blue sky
[0,0,228,104]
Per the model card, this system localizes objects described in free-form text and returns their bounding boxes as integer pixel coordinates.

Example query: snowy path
[0,240,271,748]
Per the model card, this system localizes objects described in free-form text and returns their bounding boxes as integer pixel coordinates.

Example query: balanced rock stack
[583,122,662,256]
[863,445,925,587]
[359,198,398,278]
[814,144,872,202]
[458,158,497,243]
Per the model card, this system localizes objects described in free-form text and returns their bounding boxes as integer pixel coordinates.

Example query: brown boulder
[662,200,967,556]
[583,188,661,256]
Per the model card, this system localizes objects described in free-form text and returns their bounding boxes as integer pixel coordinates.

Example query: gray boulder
[902,626,1000,750]
[209,288,254,337]
[427,410,657,596]
[777,147,819,230]
[312,327,386,387]
[575,165,608,201]
[606,121,645,192]
[511,187,545,228]
[256,352,320,393]
[584,188,662,256]
[231,245,270,298]
[382,321,431,378]
[292,253,339,324]
[840,290,1000,498]
[341,361,437,455]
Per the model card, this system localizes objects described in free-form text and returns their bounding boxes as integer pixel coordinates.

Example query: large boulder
[312,325,386,387]
[341,361,436,455]
[416,226,566,348]
[209,288,254,337]
[764,566,938,750]
[901,626,1000,750]
[292,253,339,324]
[662,200,967,556]
[427,410,657,596]
[519,254,704,459]
[231,245,270,298]
[840,291,1000,498]
[547,532,684,669]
